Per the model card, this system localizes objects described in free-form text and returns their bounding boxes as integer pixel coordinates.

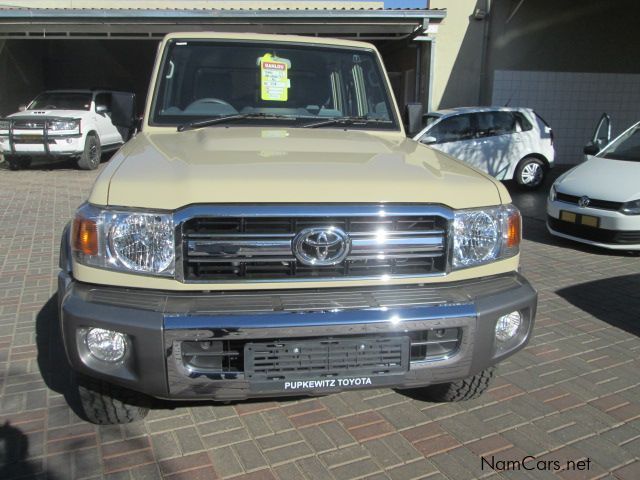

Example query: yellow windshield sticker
[259,53,290,102]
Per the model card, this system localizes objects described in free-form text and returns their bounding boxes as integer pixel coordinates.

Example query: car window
[29,92,92,111]
[425,114,475,144]
[513,112,533,132]
[151,40,397,129]
[421,114,440,130]
[94,93,112,112]
[600,125,640,162]
[475,111,517,137]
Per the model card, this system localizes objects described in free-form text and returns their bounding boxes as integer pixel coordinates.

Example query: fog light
[85,328,126,362]
[495,311,522,342]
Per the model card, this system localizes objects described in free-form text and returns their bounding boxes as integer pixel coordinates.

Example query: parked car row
[413,106,638,252]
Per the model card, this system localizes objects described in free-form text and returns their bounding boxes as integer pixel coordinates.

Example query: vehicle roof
[426,106,533,116]
[162,31,376,50]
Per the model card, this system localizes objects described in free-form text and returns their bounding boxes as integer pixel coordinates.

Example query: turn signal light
[506,210,521,248]
[72,217,98,255]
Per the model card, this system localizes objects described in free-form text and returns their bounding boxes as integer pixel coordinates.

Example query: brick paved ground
[0,158,639,480]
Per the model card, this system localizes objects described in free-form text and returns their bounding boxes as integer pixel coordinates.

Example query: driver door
[584,113,611,158]
[94,93,124,146]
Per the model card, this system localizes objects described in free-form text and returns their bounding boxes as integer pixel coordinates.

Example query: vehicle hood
[555,156,640,202]
[95,127,505,210]
[6,109,85,119]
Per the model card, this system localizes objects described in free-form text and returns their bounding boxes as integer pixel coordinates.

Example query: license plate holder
[245,336,410,392]
[560,210,600,228]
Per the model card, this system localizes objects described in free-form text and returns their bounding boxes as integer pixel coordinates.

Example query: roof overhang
[0,8,446,41]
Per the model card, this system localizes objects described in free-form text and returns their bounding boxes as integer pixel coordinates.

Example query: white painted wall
[492,70,640,164]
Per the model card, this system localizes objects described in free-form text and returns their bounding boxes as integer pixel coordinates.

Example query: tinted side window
[95,93,112,112]
[425,114,475,144]
[475,112,517,137]
[513,112,533,131]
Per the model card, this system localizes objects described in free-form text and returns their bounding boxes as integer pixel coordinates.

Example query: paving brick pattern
[0,160,639,479]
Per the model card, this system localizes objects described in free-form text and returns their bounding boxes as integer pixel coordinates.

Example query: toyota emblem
[293,227,350,266]
[578,196,591,208]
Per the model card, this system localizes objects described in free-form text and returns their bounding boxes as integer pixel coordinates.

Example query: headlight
[621,199,640,215]
[71,203,175,276]
[549,184,557,202]
[0,119,10,130]
[453,204,520,269]
[48,119,80,133]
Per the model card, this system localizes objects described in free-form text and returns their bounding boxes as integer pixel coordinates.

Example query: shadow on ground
[556,274,640,336]
[0,421,60,480]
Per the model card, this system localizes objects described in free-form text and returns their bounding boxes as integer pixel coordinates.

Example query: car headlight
[621,199,640,215]
[48,119,80,134]
[453,204,521,269]
[549,184,557,202]
[71,203,175,276]
[0,119,10,131]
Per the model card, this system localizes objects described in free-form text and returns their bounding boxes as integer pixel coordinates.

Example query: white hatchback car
[413,107,555,188]
[547,117,640,250]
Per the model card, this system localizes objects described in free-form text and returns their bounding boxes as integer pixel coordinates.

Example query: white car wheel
[516,157,545,189]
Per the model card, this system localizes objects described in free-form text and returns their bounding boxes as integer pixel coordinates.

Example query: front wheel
[77,134,101,170]
[515,157,545,189]
[417,367,495,402]
[77,375,149,424]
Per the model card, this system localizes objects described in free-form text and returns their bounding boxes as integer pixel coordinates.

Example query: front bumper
[58,272,537,401]
[1,136,83,156]
[547,199,640,250]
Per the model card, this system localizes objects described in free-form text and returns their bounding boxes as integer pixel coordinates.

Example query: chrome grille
[179,206,450,281]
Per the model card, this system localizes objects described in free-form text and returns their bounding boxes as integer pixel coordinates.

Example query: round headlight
[453,210,500,267]
[85,328,126,362]
[495,311,522,343]
[108,213,174,273]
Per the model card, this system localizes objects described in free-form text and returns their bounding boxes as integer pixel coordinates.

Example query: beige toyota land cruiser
[58,32,537,424]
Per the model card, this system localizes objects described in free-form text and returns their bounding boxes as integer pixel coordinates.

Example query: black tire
[420,368,495,402]
[77,133,101,170]
[77,375,149,424]
[6,155,31,171]
[515,156,545,189]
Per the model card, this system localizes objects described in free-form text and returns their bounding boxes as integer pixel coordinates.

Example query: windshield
[29,92,92,111]
[422,114,440,130]
[151,40,397,130]
[600,124,640,162]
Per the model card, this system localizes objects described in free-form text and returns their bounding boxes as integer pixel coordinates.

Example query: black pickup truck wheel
[77,375,149,424]
[421,367,495,402]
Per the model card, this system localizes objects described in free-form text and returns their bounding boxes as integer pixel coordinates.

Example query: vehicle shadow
[556,274,640,337]
[0,152,114,171]
[0,421,60,480]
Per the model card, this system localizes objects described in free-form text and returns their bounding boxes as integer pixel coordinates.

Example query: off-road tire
[6,155,31,171]
[422,367,495,402]
[515,156,545,189]
[77,133,101,170]
[77,375,149,424]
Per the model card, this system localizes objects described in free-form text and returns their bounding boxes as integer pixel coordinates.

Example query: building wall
[430,0,486,110]
[485,0,640,163]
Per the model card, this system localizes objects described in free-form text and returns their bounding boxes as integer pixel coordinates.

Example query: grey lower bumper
[58,272,537,401]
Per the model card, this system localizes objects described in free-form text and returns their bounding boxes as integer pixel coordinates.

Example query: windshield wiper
[302,116,391,129]
[177,113,297,132]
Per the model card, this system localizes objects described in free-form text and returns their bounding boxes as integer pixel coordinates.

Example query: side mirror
[420,135,437,145]
[583,142,600,156]
[18,105,27,112]
[405,103,423,136]
[110,92,136,129]
[95,104,108,114]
